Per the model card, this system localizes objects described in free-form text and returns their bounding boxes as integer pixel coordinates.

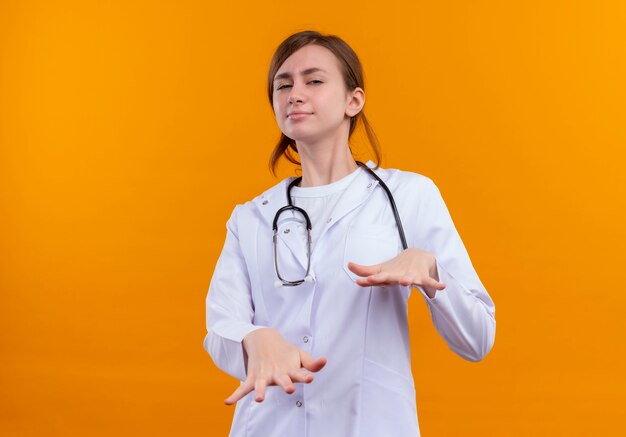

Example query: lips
[287,112,312,120]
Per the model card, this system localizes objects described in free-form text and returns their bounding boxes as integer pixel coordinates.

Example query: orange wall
[1,1,625,436]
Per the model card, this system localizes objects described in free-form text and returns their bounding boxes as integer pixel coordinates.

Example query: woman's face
[272,44,362,144]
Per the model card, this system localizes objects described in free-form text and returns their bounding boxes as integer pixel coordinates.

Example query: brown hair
[267,30,382,177]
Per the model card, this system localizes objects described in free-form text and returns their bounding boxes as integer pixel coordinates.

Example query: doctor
[203,30,496,437]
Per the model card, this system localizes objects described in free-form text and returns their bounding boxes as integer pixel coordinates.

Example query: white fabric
[203,160,496,437]
[289,165,363,252]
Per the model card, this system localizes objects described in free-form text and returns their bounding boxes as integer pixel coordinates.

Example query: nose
[287,82,305,104]
[288,93,303,104]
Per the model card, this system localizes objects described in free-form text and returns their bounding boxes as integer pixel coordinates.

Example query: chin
[283,129,319,143]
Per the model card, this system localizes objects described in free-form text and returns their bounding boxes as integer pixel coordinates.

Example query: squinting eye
[276,80,323,91]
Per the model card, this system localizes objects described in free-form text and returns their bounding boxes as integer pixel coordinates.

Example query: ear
[345,87,365,118]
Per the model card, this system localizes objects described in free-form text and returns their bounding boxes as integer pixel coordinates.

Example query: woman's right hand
[224,328,327,405]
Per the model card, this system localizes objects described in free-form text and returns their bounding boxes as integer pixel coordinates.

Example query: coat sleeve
[203,204,268,381]
[411,177,496,362]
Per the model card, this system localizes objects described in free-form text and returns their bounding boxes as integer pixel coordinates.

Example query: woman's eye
[276,80,322,91]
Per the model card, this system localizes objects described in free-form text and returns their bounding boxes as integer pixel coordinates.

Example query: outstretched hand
[347,248,446,298]
[224,328,327,405]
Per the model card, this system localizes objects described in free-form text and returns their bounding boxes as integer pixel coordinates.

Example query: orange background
[1,1,625,436]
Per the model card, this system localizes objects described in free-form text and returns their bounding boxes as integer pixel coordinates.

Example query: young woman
[204,30,496,437]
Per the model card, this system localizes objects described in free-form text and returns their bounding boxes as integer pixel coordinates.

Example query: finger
[300,350,327,372]
[224,379,254,405]
[355,277,373,287]
[361,273,446,289]
[356,275,396,287]
[254,378,268,402]
[411,274,445,290]
[288,368,314,384]
[360,271,396,285]
[357,272,414,288]
[347,262,380,277]
[274,373,296,394]
[398,273,414,286]
[356,278,391,287]
[426,276,446,290]
[363,281,404,287]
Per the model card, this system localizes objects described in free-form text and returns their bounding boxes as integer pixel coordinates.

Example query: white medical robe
[203,160,496,437]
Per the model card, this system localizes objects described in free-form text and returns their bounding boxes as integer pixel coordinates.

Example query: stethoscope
[272,160,408,287]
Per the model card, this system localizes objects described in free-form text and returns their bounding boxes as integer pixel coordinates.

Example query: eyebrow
[273,67,327,82]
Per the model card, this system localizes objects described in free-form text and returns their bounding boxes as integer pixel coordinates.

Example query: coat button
[303,336,309,343]
[326,217,332,223]
[262,200,268,205]
[296,400,303,407]
[367,182,372,188]
[284,228,290,234]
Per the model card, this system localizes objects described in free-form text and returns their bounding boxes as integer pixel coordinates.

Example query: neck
[295,137,358,188]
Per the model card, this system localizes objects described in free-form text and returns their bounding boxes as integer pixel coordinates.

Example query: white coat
[204,160,496,437]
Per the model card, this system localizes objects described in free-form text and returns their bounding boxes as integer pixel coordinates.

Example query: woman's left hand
[347,248,446,298]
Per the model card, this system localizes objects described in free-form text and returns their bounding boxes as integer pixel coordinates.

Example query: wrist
[243,327,276,348]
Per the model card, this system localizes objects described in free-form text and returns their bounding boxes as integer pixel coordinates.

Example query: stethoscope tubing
[353,161,408,251]
[272,160,408,287]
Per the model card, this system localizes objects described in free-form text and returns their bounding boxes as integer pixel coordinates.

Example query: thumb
[299,349,327,372]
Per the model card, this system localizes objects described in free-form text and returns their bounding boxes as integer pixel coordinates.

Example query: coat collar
[252,160,393,227]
